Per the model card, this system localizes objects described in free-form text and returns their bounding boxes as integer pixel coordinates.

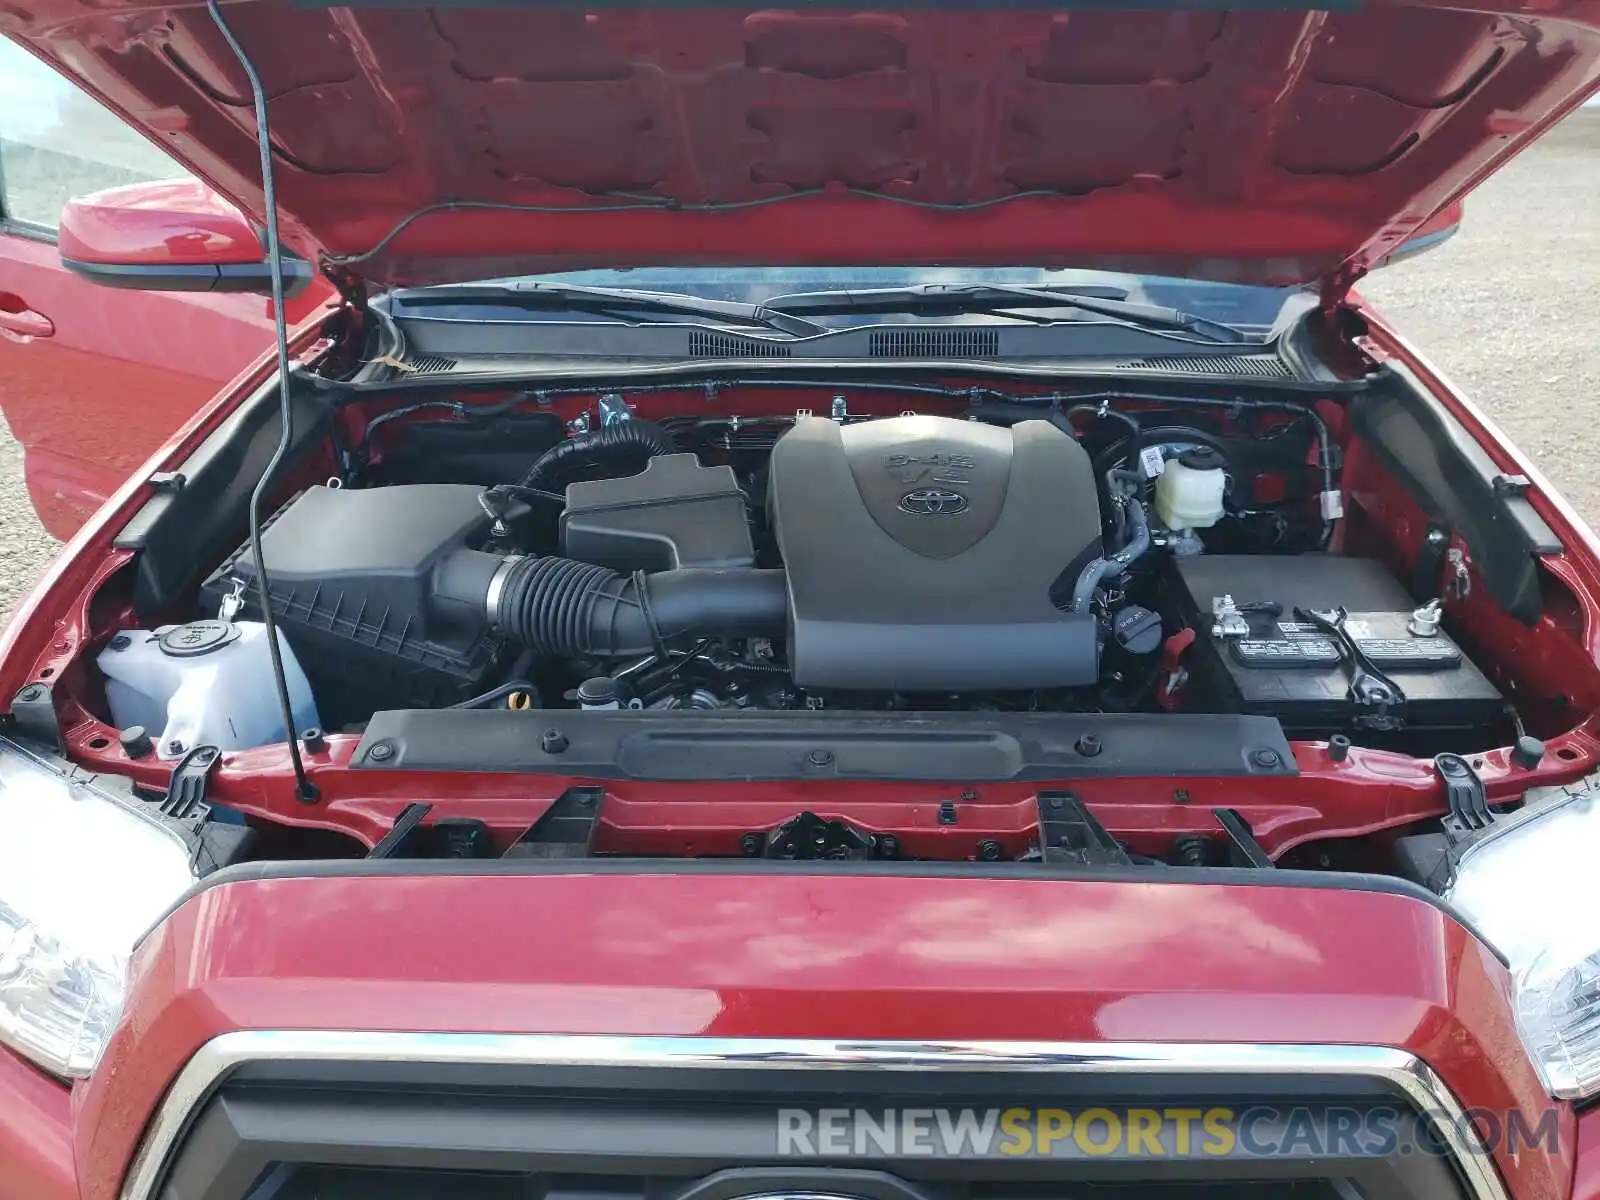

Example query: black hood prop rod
[206,0,318,803]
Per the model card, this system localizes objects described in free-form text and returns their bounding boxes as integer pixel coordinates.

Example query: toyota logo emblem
[899,488,969,516]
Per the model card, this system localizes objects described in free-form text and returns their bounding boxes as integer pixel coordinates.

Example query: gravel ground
[1,111,1597,621]
[0,408,53,621]
[0,141,175,621]
[1358,110,1600,518]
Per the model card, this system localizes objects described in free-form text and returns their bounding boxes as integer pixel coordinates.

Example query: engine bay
[163,391,1499,743]
[195,409,1116,723]
[24,371,1600,886]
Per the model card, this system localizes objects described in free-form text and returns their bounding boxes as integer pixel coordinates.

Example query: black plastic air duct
[434,549,787,659]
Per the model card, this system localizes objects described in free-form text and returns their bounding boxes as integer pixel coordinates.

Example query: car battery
[1168,554,1503,738]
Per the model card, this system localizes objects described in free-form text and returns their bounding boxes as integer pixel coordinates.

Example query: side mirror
[58,179,312,295]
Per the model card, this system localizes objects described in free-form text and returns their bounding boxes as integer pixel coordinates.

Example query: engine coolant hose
[433,549,788,659]
[1068,497,1152,613]
[518,419,680,492]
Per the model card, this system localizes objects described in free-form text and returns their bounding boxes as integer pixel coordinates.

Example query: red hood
[8,0,1599,288]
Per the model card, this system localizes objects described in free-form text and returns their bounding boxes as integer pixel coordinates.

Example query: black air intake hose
[518,419,679,492]
[434,550,788,659]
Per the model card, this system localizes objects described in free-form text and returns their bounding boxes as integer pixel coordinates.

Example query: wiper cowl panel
[390,282,827,338]
[765,282,1128,312]
[766,283,1247,344]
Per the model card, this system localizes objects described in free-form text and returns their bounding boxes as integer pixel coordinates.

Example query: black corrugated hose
[486,555,788,659]
[517,420,680,492]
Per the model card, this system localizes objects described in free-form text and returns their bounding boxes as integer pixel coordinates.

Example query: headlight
[0,736,195,1077]
[1445,784,1600,1099]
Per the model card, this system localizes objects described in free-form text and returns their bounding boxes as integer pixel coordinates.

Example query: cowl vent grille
[869,328,1000,358]
[405,355,459,374]
[1123,353,1293,378]
[688,331,793,358]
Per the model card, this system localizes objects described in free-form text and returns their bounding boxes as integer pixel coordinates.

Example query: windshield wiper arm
[765,283,1246,344]
[390,282,829,338]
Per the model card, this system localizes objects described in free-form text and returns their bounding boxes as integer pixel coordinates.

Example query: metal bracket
[1035,791,1130,866]
[1410,754,1499,890]
[1295,605,1407,730]
[762,810,875,860]
[1492,473,1532,498]
[218,577,247,622]
[1445,548,1472,601]
[122,745,255,876]
[597,392,632,426]
[367,802,432,858]
[1436,753,1491,835]
[162,746,220,819]
[432,817,493,858]
[1212,808,1273,868]
[506,786,604,857]
[9,682,60,750]
[1412,523,1451,603]
[367,806,494,859]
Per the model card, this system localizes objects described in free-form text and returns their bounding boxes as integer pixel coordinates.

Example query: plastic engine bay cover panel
[768,415,1102,691]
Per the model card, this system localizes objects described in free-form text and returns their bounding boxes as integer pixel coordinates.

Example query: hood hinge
[317,261,373,374]
[324,261,371,315]
[1319,265,1365,319]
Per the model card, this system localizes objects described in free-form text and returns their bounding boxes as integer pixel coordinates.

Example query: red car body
[0,174,331,538]
[0,0,1598,1198]
[0,293,1596,1199]
[8,874,1580,1200]
[0,232,271,537]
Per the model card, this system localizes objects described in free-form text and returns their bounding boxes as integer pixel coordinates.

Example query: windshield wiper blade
[390,282,829,338]
[765,283,1246,344]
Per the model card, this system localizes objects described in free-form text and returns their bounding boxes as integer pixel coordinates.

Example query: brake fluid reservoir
[1154,446,1227,531]
[98,620,320,759]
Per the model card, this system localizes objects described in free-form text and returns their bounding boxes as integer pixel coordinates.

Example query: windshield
[424,267,1300,334]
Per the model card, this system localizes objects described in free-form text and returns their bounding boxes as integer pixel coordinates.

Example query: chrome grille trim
[120,1033,1511,1200]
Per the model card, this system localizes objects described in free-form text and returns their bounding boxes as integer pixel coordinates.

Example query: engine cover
[768,414,1103,691]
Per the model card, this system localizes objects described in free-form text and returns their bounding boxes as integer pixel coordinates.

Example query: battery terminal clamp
[1212,595,1250,639]
[1212,596,1285,640]
[1408,598,1443,638]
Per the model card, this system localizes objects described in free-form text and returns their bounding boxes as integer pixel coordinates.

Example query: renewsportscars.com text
[775,1106,1560,1160]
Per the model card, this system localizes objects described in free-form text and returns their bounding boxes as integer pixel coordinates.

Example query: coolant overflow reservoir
[98,620,321,759]
[1154,446,1227,531]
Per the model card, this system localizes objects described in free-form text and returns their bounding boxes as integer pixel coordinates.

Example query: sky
[0,42,180,174]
